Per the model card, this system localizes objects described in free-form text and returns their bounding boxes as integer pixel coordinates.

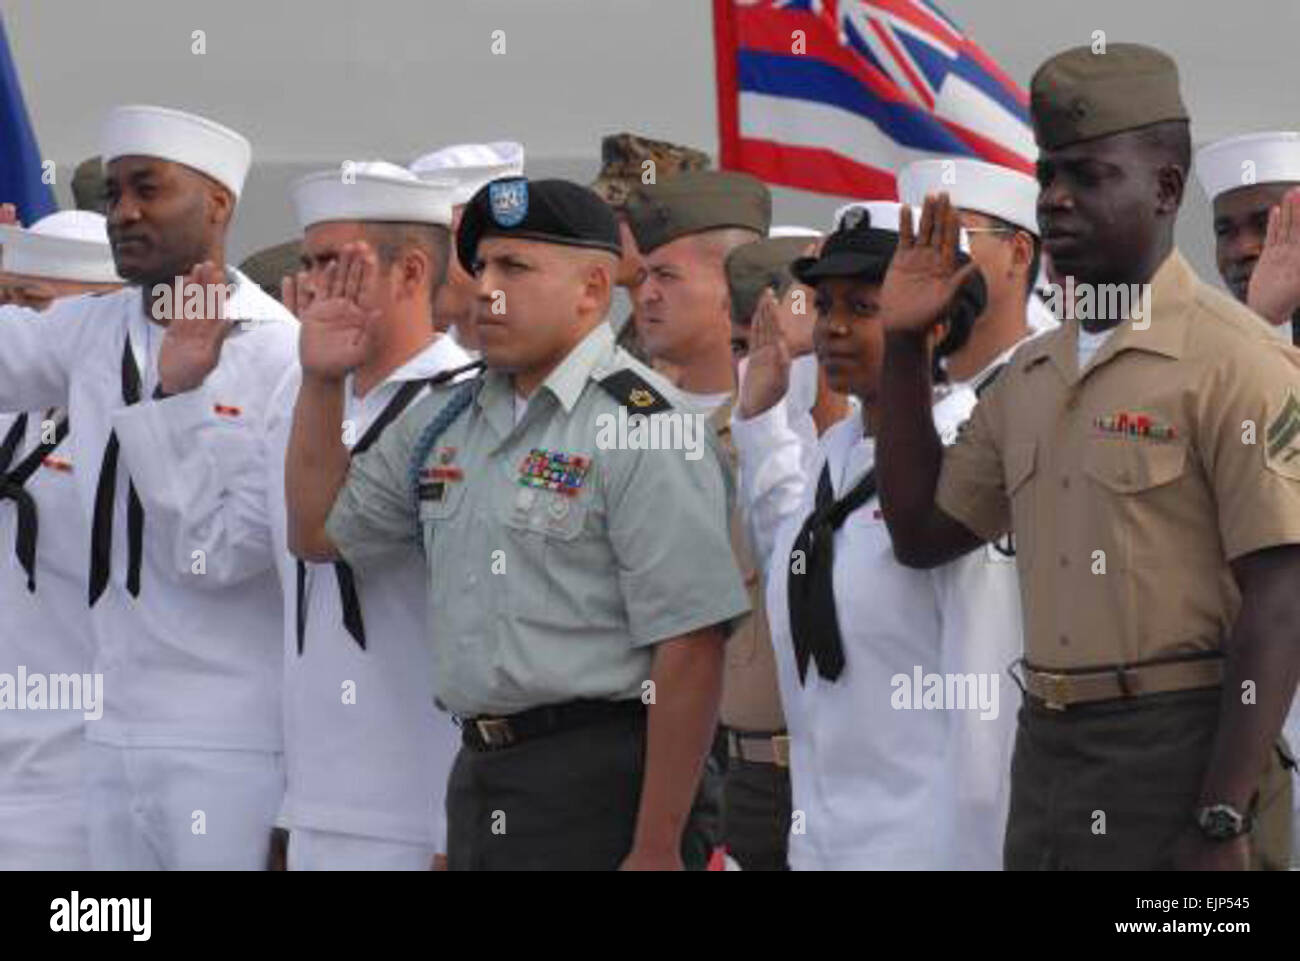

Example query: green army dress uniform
[325,177,750,870]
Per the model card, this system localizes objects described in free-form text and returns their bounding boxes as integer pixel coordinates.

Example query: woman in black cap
[729,203,1021,870]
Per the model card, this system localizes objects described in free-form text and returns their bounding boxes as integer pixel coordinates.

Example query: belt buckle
[771,735,790,768]
[1039,672,1070,711]
[475,717,514,748]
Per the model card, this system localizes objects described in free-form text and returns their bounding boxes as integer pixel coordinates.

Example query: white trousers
[288,826,437,871]
[0,795,89,869]
[85,742,283,870]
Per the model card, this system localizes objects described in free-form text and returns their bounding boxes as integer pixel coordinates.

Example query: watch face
[1198,804,1244,840]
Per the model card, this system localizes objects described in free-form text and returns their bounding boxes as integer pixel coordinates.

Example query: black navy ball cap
[457,177,623,273]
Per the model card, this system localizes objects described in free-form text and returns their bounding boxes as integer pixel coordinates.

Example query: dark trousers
[721,758,791,870]
[446,711,645,870]
[446,710,720,870]
[1004,687,1293,870]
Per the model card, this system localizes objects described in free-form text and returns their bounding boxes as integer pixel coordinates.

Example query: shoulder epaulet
[596,369,672,414]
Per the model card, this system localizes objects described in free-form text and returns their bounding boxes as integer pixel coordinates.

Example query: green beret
[591,133,711,208]
[623,171,772,254]
[1030,43,1188,151]
[238,240,302,300]
[72,156,106,214]
[725,236,817,325]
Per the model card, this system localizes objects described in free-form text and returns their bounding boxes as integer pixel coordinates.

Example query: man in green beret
[285,177,749,870]
[873,43,1300,870]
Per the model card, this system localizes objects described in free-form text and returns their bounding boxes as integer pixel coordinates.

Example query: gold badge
[629,388,655,408]
[1265,391,1300,479]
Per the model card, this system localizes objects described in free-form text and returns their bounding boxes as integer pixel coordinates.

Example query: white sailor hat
[0,210,121,283]
[409,141,525,206]
[291,160,455,230]
[897,158,1040,236]
[1195,131,1300,201]
[101,104,252,199]
[832,201,971,252]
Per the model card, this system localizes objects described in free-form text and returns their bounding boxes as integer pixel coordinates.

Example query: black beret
[456,177,622,273]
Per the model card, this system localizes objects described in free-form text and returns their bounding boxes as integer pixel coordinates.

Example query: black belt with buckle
[459,698,646,752]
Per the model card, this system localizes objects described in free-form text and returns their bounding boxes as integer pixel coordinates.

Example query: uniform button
[1059,554,1068,568]
[1059,634,1070,647]
[1061,476,1070,490]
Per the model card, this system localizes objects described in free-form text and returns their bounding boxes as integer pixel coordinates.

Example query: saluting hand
[773,241,820,357]
[291,241,380,382]
[879,193,978,337]
[157,260,234,394]
[1247,187,1300,327]
[738,288,792,420]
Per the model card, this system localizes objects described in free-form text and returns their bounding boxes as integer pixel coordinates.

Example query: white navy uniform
[0,273,297,869]
[266,336,469,870]
[732,391,1021,870]
[0,407,93,868]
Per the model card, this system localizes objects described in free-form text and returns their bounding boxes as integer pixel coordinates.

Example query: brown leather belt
[1024,656,1225,710]
[726,728,790,767]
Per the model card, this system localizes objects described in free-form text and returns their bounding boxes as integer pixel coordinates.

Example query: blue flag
[0,14,56,225]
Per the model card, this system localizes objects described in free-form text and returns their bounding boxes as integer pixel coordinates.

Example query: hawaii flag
[714,0,1036,199]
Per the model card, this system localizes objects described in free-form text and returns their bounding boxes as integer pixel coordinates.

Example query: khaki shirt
[325,322,750,716]
[937,250,1300,670]
[711,398,785,732]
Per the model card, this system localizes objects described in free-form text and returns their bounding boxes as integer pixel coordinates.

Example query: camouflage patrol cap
[238,240,302,301]
[591,133,711,208]
[725,235,818,326]
[1030,43,1188,151]
[72,156,106,213]
[623,171,772,254]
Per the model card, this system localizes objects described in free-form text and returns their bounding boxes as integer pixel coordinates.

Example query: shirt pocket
[501,487,602,629]
[1081,439,1189,568]
[1005,440,1038,562]
[417,479,469,555]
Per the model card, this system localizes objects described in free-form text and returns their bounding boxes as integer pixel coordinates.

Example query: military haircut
[691,226,764,265]
[363,221,451,302]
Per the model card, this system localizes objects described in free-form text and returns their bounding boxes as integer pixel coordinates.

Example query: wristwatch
[1194,802,1252,841]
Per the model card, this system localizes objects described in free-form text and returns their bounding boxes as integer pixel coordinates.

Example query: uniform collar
[1019,249,1195,384]
[376,334,468,386]
[479,320,616,421]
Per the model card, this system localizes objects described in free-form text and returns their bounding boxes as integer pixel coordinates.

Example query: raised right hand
[738,289,792,419]
[292,242,380,381]
[879,193,978,337]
